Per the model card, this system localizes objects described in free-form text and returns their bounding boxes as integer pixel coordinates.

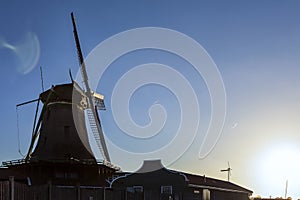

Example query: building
[111,160,253,200]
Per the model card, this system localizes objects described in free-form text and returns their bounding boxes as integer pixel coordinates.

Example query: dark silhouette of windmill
[23,12,111,164]
[2,13,118,186]
[220,162,232,182]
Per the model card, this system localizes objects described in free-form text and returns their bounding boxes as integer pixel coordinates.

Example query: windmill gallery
[0,13,252,200]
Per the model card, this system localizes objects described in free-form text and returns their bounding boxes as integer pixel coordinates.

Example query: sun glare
[257,143,300,198]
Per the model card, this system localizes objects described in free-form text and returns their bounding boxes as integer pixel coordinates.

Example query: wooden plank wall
[0,181,112,200]
[0,181,9,200]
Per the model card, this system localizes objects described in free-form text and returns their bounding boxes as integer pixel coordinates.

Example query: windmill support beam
[16,98,39,107]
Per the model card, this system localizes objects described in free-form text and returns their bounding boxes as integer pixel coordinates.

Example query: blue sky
[1,1,300,198]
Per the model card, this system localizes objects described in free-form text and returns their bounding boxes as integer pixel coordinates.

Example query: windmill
[220,162,232,182]
[71,12,111,163]
[21,13,111,165]
[1,13,119,187]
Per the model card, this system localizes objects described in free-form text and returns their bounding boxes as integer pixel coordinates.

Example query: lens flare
[0,32,40,74]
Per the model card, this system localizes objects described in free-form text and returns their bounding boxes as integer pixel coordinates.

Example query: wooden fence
[0,181,9,200]
[0,178,113,200]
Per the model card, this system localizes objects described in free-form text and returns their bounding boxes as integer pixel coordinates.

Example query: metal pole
[285,180,288,199]
[228,171,230,182]
[40,66,45,92]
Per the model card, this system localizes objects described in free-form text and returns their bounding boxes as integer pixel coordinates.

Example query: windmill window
[126,187,134,193]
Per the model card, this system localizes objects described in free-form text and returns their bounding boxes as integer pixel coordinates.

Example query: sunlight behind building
[257,142,300,199]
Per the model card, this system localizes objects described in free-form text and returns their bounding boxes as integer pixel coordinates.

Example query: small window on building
[161,185,172,194]
[133,186,143,193]
[126,187,134,193]
[203,189,210,200]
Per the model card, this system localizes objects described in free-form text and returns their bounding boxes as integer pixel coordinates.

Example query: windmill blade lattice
[86,108,109,162]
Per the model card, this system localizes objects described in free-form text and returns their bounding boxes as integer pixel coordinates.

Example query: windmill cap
[39,82,86,104]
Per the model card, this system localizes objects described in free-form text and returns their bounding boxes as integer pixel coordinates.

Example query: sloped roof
[111,160,252,195]
[180,171,253,194]
[111,160,187,187]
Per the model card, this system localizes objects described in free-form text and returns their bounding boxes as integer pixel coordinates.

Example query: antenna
[40,66,45,92]
[220,162,232,182]
[71,12,111,163]
[69,68,74,82]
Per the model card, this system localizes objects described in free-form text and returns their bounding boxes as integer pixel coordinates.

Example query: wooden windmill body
[1,13,118,186]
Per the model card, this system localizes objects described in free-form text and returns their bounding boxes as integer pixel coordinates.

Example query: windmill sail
[71,12,111,163]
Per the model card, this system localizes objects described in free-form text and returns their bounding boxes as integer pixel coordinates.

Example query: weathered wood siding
[0,181,108,200]
[0,181,9,200]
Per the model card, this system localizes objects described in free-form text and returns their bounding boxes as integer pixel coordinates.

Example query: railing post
[77,184,80,200]
[48,180,52,200]
[9,176,14,200]
[103,187,105,200]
